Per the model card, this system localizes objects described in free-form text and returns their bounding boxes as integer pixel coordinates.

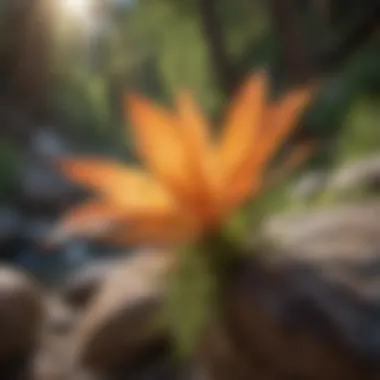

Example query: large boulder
[70,249,172,374]
[200,198,380,380]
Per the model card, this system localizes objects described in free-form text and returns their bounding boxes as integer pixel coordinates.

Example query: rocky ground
[0,149,380,379]
[1,195,380,379]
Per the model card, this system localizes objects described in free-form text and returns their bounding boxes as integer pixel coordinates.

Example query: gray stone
[291,171,328,200]
[71,250,171,373]
[0,206,24,240]
[329,155,380,193]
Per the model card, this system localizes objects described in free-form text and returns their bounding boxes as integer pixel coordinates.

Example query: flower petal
[125,94,194,204]
[48,191,186,246]
[222,85,312,212]
[47,199,126,245]
[258,85,313,167]
[175,92,220,219]
[176,91,211,174]
[218,72,267,183]
[58,158,144,197]
[57,157,175,210]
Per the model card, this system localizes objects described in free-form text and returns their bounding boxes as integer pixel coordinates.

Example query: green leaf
[164,244,218,360]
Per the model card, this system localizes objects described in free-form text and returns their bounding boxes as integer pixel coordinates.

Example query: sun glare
[60,0,93,21]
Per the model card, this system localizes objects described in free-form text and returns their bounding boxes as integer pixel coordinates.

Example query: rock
[32,197,380,379]
[44,295,78,335]
[291,171,328,200]
[71,249,171,373]
[31,250,178,379]
[260,199,380,261]
[290,155,380,205]
[329,155,380,193]
[201,198,380,379]
[32,295,79,380]
[32,328,76,380]
[0,265,44,370]
[23,218,54,242]
[19,160,73,203]
[60,259,120,310]
[31,130,71,158]
[18,158,84,216]
[0,206,24,241]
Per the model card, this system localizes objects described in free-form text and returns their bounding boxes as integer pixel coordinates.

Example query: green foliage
[335,97,380,164]
[163,230,244,360]
[54,67,111,144]
[129,0,221,115]
[164,243,218,360]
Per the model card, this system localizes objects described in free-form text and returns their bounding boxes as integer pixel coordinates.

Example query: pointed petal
[47,200,126,245]
[264,87,312,159]
[57,157,176,210]
[47,167,186,246]
[125,94,193,203]
[222,85,313,212]
[58,158,146,199]
[258,85,313,166]
[175,91,220,217]
[48,192,184,246]
[176,91,211,164]
[222,142,314,215]
[218,72,267,182]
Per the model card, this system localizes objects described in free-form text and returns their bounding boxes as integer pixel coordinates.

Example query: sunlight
[60,0,93,22]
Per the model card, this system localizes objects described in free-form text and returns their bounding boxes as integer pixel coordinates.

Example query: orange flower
[49,72,312,246]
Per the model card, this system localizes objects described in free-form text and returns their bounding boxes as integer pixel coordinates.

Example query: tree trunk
[10,0,54,124]
[197,0,237,97]
[268,0,316,86]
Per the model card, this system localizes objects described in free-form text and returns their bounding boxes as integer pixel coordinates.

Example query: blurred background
[0,0,378,284]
